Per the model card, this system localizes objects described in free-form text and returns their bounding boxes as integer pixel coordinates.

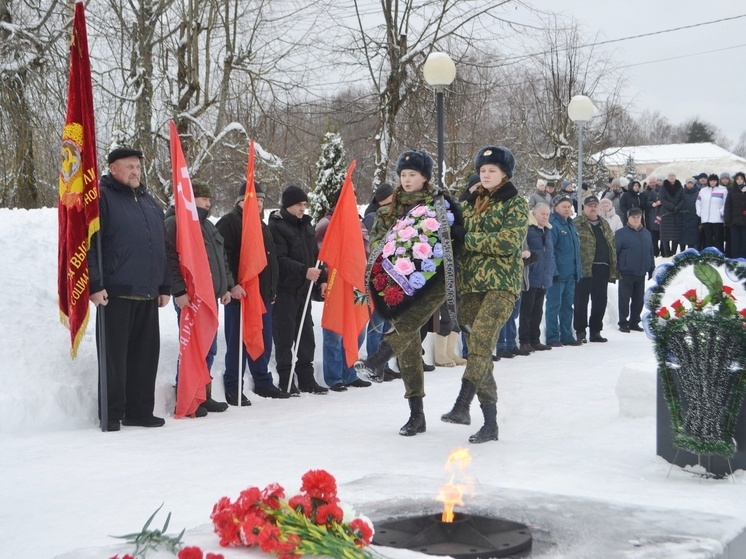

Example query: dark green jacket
[457,182,528,296]
[574,213,619,281]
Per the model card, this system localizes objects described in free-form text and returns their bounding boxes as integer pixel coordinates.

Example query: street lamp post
[423,52,456,193]
[567,95,596,197]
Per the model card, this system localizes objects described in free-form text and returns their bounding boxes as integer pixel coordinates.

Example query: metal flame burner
[373,512,532,558]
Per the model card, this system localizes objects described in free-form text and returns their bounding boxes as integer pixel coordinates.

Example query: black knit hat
[237,181,265,200]
[191,180,212,199]
[396,150,434,180]
[281,185,308,208]
[373,182,394,203]
[708,173,720,182]
[474,146,515,177]
[467,173,481,189]
[735,171,746,182]
[108,146,143,164]
[696,172,708,180]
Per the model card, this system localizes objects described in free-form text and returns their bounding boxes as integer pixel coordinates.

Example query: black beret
[474,146,516,178]
[396,150,434,181]
[281,185,308,208]
[108,147,143,164]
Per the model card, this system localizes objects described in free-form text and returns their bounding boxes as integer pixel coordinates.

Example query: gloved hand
[450,225,466,244]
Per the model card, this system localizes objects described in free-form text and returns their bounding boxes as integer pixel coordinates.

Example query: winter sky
[530,0,746,143]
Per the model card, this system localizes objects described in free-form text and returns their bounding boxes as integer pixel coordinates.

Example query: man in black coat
[216,182,288,403]
[268,186,328,395]
[88,147,171,431]
[615,207,655,333]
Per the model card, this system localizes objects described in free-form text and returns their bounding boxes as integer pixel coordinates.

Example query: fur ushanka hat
[474,146,515,178]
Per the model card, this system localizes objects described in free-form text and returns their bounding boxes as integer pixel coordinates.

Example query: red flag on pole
[318,161,370,366]
[58,2,100,358]
[169,121,218,418]
[239,139,268,360]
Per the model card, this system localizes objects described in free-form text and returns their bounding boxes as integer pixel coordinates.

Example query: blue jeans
[496,295,521,351]
[545,279,576,344]
[323,329,364,386]
[366,310,391,357]
[174,301,218,378]
[223,300,274,393]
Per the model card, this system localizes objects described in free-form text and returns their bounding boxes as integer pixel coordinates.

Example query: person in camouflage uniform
[443,146,529,444]
[355,149,460,437]
[573,195,618,343]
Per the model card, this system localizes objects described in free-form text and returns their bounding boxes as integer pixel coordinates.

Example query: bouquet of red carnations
[211,469,375,559]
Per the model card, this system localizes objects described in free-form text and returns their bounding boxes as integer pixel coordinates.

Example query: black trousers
[272,289,315,390]
[96,297,160,421]
[729,225,746,258]
[618,274,645,327]
[518,287,546,345]
[650,230,660,257]
[702,223,724,251]
[574,264,610,334]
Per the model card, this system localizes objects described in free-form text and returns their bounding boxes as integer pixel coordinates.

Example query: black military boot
[354,341,394,383]
[441,380,477,425]
[200,382,229,413]
[399,397,426,436]
[468,403,499,444]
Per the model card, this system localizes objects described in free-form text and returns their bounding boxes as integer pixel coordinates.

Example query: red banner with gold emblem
[58,2,100,358]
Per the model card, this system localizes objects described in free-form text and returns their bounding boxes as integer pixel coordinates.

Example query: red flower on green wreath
[683,288,698,302]
[656,307,671,320]
[211,469,375,559]
[723,285,735,299]
[383,284,405,306]
[671,299,686,317]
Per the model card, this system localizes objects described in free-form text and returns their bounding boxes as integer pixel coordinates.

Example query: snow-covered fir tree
[308,132,347,224]
[623,155,638,181]
[591,155,610,189]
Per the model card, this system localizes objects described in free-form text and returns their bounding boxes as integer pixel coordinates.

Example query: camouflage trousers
[383,279,446,399]
[459,290,518,405]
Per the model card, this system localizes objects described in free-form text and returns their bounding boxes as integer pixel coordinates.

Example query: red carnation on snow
[288,494,313,517]
[300,469,338,501]
[178,547,204,559]
[350,518,374,546]
[314,502,344,525]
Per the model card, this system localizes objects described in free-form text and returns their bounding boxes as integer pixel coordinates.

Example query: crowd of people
[86,144,745,443]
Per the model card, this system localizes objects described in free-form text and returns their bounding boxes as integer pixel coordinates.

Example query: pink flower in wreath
[420,217,440,232]
[398,226,417,241]
[394,257,415,276]
[410,205,429,217]
[412,242,433,260]
[382,240,396,258]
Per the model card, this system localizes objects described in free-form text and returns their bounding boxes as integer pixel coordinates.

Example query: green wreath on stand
[643,248,746,458]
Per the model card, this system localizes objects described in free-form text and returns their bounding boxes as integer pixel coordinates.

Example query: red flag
[58,2,100,358]
[239,139,268,360]
[169,121,218,418]
[318,161,370,366]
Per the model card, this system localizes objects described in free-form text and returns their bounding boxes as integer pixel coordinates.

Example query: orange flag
[169,121,218,418]
[239,139,268,360]
[58,2,100,358]
[318,161,370,366]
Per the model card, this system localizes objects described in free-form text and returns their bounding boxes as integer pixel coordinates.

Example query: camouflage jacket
[457,182,529,296]
[574,213,619,281]
[368,188,431,250]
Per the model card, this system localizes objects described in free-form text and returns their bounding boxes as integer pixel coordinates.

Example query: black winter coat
[724,184,746,227]
[643,187,660,232]
[88,174,171,298]
[619,190,641,225]
[216,204,279,303]
[164,206,234,298]
[681,186,701,247]
[268,208,327,294]
[659,180,684,244]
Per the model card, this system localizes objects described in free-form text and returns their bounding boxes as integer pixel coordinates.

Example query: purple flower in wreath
[427,210,437,218]
[395,247,406,255]
[447,211,455,226]
[444,199,451,209]
[432,243,443,258]
[422,259,437,272]
[419,234,429,243]
[409,272,426,289]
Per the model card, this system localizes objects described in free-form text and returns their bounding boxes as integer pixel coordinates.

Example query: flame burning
[437,447,472,522]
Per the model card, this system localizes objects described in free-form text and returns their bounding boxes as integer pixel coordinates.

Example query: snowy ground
[1,208,745,559]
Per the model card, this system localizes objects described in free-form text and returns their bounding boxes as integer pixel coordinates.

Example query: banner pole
[95,232,109,431]
[286,260,320,393]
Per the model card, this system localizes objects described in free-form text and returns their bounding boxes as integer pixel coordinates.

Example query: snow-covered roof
[592,142,746,166]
